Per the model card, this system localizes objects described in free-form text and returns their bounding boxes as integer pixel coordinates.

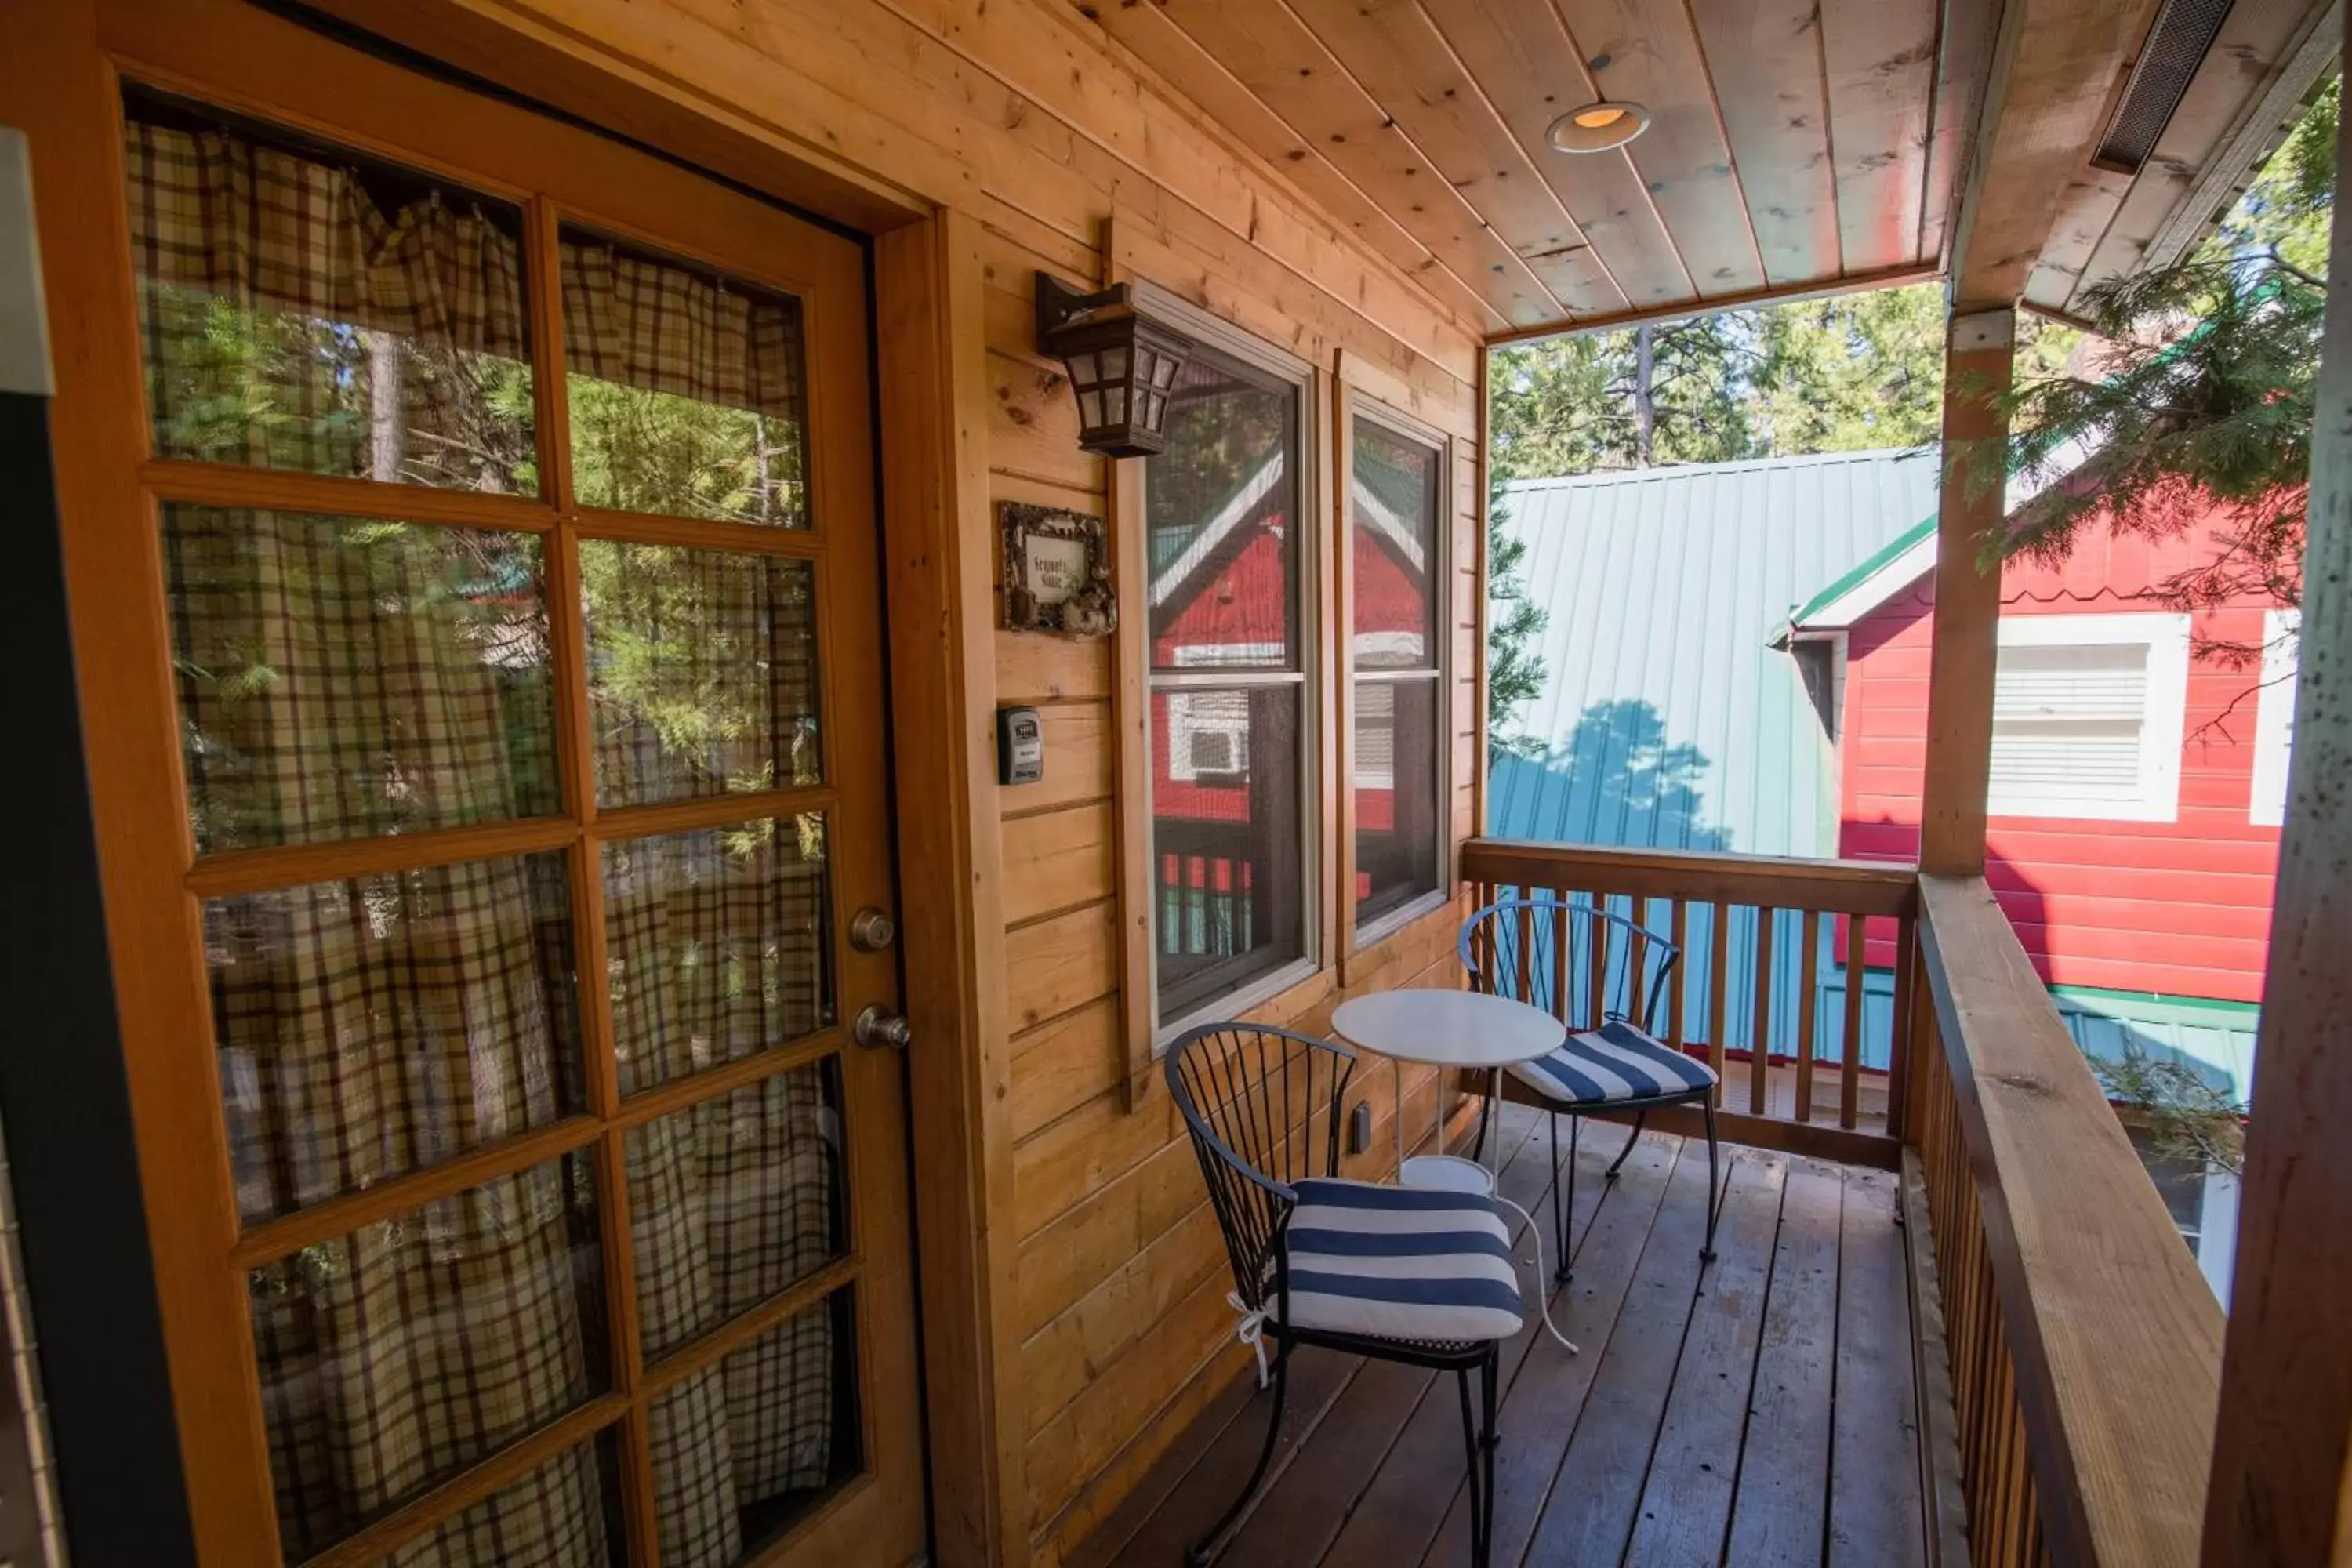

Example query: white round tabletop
[1330,988,1565,1069]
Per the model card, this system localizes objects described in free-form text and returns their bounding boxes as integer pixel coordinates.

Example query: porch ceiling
[1074,0,2338,341]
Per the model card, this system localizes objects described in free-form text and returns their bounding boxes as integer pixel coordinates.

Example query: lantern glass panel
[1105,383,1128,425]
[1076,387,1104,430]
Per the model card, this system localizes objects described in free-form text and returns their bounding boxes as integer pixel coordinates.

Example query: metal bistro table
[1330,988,1566,1196]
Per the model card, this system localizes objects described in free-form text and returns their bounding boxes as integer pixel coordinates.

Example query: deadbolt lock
[848,906,897,952]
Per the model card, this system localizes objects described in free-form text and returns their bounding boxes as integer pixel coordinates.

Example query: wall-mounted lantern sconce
[1036,274,1194,458]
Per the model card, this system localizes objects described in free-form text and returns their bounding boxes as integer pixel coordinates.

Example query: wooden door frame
[9,1,1022,1562]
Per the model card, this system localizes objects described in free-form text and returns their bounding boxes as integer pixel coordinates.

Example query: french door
[32,2,924,1563]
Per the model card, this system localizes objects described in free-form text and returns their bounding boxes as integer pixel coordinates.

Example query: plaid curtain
[561,239,802,421]
[134,105,840,1563]
[606,824,841,1567]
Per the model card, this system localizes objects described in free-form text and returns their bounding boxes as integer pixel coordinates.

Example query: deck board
[1074,1104,1933,1568]
[1722,1163,1845,1567]
[1620,1148,1788,1568]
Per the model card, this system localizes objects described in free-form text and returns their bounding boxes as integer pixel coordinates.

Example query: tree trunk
[367,331,403,483]
[1632,324,1657,467]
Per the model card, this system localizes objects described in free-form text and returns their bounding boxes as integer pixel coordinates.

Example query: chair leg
[1189,1347,1289,1566]
[1552,1112,1580,1283]
[1457,1367,1487,1568]
[1480,1349,1501,1566]
[1606,1111,1646,1181]
[1700,1098,1723,1264]
[1472,1076,1496,1164]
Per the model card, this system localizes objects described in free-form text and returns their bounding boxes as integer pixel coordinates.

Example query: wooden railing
[1460,838,1919,1169]
[1456,840,2230,1568]
[1907,874,2224,1568]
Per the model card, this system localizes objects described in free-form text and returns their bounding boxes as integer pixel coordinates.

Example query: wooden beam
[2201,23,2352,1558]
[874,210,1025,1568]
[1946,0,2160,309]
[1917,307,2013,877]
[1485,264,1940,347]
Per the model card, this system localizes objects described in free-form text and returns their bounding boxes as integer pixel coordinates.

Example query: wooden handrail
[1911,874,2224,1568]
[1462,836,1918,917]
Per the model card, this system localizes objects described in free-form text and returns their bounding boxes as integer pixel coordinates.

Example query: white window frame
[1345,397,1453,951]
[1985,611,2191,823]
[2249,608,2299,828]
[1134,284,1323,1051]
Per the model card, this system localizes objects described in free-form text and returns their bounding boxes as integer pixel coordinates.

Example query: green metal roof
[1490,448,1939,859]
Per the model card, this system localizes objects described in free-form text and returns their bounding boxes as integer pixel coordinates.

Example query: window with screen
[1349,414,1446,932]
[1144,345,1312,1029]
[1986,612,2190,822]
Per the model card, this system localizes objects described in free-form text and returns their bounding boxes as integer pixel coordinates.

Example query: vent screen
[2095,0,2235,173]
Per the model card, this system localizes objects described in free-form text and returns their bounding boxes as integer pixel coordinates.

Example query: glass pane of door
[561,227,811,529]
[127,89,539,493]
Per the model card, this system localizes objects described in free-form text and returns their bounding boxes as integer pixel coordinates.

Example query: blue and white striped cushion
[1507,1018,1717,1105]
[1278,1178,1526,1343]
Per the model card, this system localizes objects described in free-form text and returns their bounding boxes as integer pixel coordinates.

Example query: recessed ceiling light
[1548,100,1651,153]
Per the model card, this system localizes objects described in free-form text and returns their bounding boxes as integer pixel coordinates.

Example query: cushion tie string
[1226,1290,1271,1388]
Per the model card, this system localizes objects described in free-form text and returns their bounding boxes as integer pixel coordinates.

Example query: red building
[1788,488,2299,1005]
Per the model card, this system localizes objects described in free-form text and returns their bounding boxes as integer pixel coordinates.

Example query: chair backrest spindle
[1461,895,1682,1037]
[1166,1024,1358,1312]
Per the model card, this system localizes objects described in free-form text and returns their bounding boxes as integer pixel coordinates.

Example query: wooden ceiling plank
[1655,0,1822,289]
[1060,0,1510,334]
[2022,162,2136,310]
[1951,0,2162,309]
[1277,0,1629,317]
[1152,0,1567,328]
[1818,0,1940,274]
[2064,0,2336,310]
[1417,0,1698,310]
[1919,0,2004,267]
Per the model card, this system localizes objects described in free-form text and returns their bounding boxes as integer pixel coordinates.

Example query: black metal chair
[1459,896,1721,1279]
[1167,1022,1521,1567]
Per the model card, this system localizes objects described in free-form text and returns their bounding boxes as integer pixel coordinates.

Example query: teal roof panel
[1490,448,1940,858]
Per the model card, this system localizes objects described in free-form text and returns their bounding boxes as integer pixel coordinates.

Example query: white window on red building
[1986,612,2190,822]
[2250,608,2300,828]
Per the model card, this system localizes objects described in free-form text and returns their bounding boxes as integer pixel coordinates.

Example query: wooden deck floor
[1071,1104,1929,1568]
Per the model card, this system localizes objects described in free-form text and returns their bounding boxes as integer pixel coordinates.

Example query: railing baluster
[1586,893,1607,1030]
[1667,899,1688,1051]
[1795,909,1820,1124]
[1708,900,1730,1106]
[1889,912,1918,1143]
[1515,900,1535,1010]
[1841,915,1866,1131]
[1750,906,1775,1116]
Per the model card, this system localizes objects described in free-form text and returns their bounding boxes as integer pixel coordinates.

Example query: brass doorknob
[854,1005,911,1051]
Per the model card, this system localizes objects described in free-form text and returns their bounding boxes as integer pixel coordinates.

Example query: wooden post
[874,211,1025,1568]
[2201,36,2352,1562]
[1918,307,2014,876]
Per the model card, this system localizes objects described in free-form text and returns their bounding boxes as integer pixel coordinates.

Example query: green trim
[2048,982,2262,1025]
[1788,513,1936,625]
